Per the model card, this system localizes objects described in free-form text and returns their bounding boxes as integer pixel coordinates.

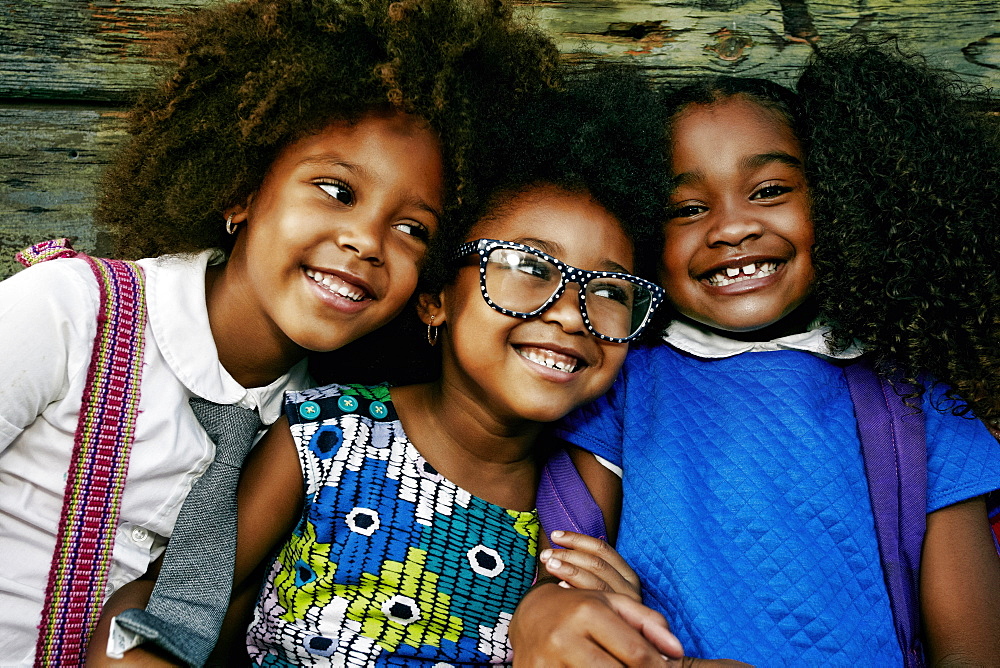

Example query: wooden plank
[517,0,1000,89]
[0,103,126,278]
[0,0,997,101]
[0,0,209,102]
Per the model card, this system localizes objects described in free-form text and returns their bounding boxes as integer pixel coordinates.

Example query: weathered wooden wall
[1,0,998,279]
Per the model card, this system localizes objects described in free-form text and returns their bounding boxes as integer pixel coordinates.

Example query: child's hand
[541,530,641,600]
[510,582,683,666]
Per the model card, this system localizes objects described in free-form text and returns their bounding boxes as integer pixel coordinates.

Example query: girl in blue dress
[512,39,1000,666]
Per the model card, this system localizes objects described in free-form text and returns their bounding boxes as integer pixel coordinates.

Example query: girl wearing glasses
[216,69,678,665]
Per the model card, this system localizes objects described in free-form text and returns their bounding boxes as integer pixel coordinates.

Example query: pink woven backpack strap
[20,240,148,666]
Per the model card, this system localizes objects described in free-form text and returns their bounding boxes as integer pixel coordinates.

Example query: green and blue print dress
[246,383,540,666]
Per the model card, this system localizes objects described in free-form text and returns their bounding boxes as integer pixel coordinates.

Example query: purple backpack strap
[537,449,607,546]
[843,360,926,668]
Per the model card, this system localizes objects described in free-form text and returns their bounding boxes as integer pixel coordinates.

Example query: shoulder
[0,257,101,329]
[923,383,1000,511]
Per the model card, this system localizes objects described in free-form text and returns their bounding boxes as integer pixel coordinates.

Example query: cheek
[598,342,628,378]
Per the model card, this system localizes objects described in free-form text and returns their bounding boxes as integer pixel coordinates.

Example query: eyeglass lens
[484,247,653,339]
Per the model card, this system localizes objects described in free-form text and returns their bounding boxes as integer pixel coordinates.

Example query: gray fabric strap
[114,397,261,666]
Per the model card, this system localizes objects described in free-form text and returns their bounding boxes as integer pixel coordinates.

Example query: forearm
[85,580,179,667]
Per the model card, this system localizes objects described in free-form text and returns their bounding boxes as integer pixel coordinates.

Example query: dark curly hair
[95,0,561,259]
[799,37,1000,424]
[422,63,669,293]
[311,64,671,384]
[659,38,1000,424]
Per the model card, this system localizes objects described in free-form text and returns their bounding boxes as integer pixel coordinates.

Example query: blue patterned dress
[246,383,539,666]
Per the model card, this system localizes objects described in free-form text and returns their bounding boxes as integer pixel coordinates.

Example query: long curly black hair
[95,0,561,260]
[661,37,1000,424]
[312,64,670,384]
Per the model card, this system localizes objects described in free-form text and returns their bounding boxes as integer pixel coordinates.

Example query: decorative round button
[299,401,321,420]
[130,527,149,543]
[369,401,388,420]
[337,395,359,413]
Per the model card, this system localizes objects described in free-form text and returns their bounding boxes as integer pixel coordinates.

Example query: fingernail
[540,549,552,561]
[551,530,564,539]
[548,558,562,569]
[558,580,571,588]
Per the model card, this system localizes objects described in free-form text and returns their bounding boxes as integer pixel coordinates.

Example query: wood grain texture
[0,104,126,277]
[518,0,1000,89]
[0,0,204,102]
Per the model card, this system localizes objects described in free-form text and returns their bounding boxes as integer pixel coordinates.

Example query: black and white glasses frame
[452,238,665,343]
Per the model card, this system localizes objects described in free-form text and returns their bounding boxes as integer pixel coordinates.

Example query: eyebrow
[297,155,362,174]
[673,151,804,187]
[517,237,631,274]
[742,151,803,171]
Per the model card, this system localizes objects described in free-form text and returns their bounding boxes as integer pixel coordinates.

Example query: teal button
[369,401,388,420]
[337,395,359,413]
[299,401,321,420]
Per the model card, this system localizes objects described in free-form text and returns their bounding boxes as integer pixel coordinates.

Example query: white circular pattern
[345,507,380,536]
[381,595,421,625]
[467,544,505,577]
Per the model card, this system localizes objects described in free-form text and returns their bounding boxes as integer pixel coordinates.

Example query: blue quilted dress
[247,384,539,666]
[556,336,1000,666]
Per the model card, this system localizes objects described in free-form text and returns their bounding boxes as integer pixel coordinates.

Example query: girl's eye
[751,184,792,200]
[393,221,430,242]
[590,282,632,306]
[318,181,354,205]
[668,204,706,219]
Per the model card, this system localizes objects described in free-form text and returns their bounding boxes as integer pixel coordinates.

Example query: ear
[224,194,254,226]
[417,291,446,327]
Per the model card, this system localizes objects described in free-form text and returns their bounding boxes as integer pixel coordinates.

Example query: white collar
[663,318,865,361]
[140,250,310,424]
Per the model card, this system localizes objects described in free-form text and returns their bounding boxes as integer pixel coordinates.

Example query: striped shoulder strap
[19,239,148,666]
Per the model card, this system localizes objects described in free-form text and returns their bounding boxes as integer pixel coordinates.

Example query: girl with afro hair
[0,0,560,663]
[512,38,1000,666]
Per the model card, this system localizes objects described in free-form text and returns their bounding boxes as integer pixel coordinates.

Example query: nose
[338,215,385,265]
[706,201,764,248]
[539,284,588,335]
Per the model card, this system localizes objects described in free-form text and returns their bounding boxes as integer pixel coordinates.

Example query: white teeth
[705,262,779,287]
[518,347,579,373]
[305,268,366,301]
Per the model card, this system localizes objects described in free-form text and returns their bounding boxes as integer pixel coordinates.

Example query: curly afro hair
[95,0,561,260]
[658,38,1000,424]
[799,37,1000,424]
[421,63,670,294]
[311,64,671,384]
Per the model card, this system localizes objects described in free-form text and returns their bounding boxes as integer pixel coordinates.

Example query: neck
[205,263,307,389]
[391,381,542,511]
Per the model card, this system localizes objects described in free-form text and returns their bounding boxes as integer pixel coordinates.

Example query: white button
[130,527,148,543]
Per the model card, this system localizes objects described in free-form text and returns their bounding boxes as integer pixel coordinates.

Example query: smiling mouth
[305,268,369,302]
[515,346,584,373]
[703,261,782,287]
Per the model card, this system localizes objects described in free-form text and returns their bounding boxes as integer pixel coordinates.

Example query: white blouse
[0,250,310,666]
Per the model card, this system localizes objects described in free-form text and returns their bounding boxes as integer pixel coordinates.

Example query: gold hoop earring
[426,316,439,347]
[225,213,238,235]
